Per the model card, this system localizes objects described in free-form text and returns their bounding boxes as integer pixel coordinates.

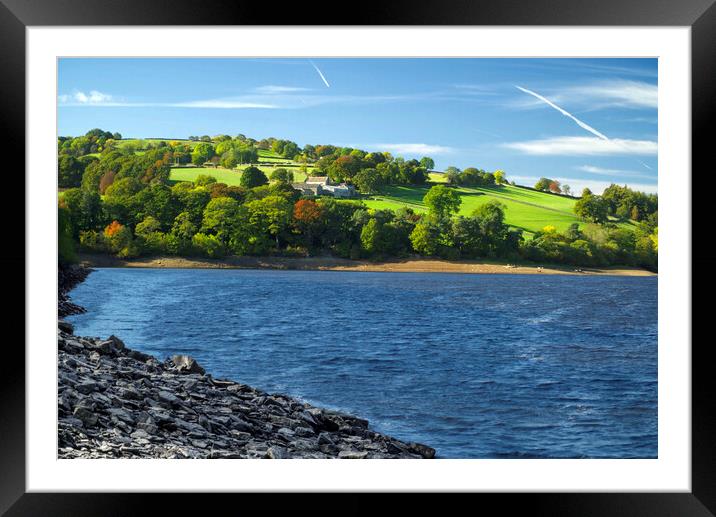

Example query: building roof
[322,184,351,191]
[306,176,329,184]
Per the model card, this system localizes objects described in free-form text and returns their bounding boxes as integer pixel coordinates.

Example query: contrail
[515,85,652,170]
[309,60,330,88]
[515,85,608,140]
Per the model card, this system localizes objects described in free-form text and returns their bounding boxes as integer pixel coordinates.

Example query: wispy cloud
[309,60,330,88]
[576,165,655,179]
[514,60,658,80]
[510,175,657,195]
[514,85,655,168]
[503,136,657,156]
[59,89,455,110]
[451,84,502,96]
[59,95,279,109]
[169,100,280,109]
[376,143,455,156]
[513,80,657,111]
[253,85,311,94]
[58,90,116,105]
[563,80,657,110]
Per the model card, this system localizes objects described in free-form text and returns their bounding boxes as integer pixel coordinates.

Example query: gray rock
[57,330,434,460]
[61,417,85,429]
[107,335,125,351]
[108,407,135,424]
[407,442,436,459]
[171,355,206,375]
[317,432,334,445]
[73,406,98,427]
[58,320,74,334]
[119,386,143,400]
[75,381,100,395]
[338,450,368,459]
[267,446,291,459]
[157,390,181,407]
[126,349,152,362]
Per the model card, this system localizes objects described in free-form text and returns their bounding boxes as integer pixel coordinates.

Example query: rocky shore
[58,263,93,318]
[57,266,435,459]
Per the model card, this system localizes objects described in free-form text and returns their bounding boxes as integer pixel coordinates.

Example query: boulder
[171,355,206,375]
[407,442,436,459]
[107,335,125,352]
[58,320,74,334]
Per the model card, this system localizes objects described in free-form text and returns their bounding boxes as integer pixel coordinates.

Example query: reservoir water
[66,268,657,458]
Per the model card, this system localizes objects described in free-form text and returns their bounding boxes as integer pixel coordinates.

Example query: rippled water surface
[67,268,657,458]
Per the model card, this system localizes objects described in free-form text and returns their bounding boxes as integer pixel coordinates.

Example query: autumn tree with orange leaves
[293,199,323,248]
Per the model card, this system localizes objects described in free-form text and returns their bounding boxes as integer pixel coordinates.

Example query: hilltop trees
[420,157,435,170]
[311,147,429,188]
[535,177,562,193]
[601,184,658,222]
[443,167,499,188]
[445,167,461,185]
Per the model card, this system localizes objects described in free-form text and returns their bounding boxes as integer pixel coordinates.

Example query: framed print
[2,0,714,514]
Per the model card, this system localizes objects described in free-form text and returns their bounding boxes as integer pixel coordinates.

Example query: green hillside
[73,139,634,238]
[168,163,313,186]
[364,183,584,236]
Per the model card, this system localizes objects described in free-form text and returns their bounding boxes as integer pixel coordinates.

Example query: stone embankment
[58,322,435,459]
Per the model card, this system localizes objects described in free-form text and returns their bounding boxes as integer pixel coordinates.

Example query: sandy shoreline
[78,253,656,277]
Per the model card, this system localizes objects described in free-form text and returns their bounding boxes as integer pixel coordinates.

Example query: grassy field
[168,165,312,186]
[364,182,636,236]
[169,167,244,186]
[364,183,590,236]
[116,138,198,149]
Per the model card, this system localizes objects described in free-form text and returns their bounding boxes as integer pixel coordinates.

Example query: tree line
[574,185,658,224]
[58,129,657,271]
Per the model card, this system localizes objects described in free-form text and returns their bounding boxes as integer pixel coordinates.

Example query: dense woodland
[58,129,658,271]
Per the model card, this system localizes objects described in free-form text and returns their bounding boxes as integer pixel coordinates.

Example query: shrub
[192,232,226,258]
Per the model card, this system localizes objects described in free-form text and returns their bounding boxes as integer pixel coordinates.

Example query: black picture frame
[2,0,713,514]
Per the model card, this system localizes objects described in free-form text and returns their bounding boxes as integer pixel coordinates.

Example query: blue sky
[58,58,658,194]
